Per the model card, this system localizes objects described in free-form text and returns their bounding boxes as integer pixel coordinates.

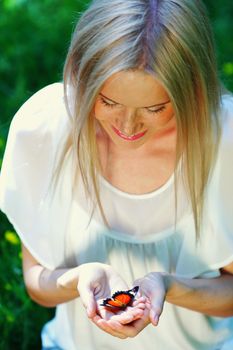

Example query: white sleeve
[175,95,233,278]
[211,95,233,266]
[0,82,72,270]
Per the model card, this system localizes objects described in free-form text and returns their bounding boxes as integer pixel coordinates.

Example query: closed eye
[99,94,169,114]
[100,97,118,108]
[145,106,166,114]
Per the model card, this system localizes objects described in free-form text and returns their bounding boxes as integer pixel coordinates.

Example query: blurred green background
[0,0,232,349]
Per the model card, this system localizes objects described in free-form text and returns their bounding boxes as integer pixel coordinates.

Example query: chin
[111,136,148,150]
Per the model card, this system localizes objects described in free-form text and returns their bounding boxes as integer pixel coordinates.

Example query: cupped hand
[57,262,146,336]
[92,297,150,339]
[133,272,168,326]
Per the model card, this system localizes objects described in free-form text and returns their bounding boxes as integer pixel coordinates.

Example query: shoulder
[213,94,233,184]
[0,83,72,270]
[4,82,72,177]
[9,82,71,146]
[12,82,66,128]
[221,93,233,113]
[207,94,233,190]
[220,94,233,140]
[15,82,64,113]
[22,82,64,106]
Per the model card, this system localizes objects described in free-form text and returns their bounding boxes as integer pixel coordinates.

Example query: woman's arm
[133,261,233,327]
[21,244,79,307]
[21,242,145,332]
[165,262,233,317]
[96,264,233,340]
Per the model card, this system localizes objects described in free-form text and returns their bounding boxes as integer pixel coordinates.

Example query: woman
[1,0,233,349]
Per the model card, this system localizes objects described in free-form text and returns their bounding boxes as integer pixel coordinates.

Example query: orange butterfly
[101,286,139,310]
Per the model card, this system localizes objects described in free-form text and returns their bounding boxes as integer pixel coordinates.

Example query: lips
[112,126,147,141]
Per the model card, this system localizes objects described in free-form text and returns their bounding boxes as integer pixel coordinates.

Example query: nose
[119,108,139,136]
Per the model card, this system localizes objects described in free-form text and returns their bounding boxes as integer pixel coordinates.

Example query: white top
[1,83,233,350]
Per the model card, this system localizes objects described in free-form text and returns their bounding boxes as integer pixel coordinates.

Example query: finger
[105,312,151,338]
[99,303,145,322]
[110,312,134,324]
[110,305,144,324]
[130,303,146,312]
[149,309,159,326]
[149,299,164,326]
[92,315,127,339]
[127,316,149,336]
[132,297,147,308]
[107,319,141,338]
[110,309,142,323]
[78,285,97,318]
[98,305,115,320]
[97,305,139,323]
[125,306,145,319]
[104,317,137,337]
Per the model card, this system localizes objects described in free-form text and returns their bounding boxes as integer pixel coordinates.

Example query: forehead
[100,70,170,107]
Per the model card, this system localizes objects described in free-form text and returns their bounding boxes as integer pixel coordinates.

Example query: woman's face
[94,70,175,150]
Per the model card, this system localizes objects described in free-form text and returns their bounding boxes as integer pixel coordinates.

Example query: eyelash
[100,98,116,108]
[147,106,166,114]
[100,97,166,115]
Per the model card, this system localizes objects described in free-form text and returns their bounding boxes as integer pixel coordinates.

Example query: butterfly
[100,286,139,310]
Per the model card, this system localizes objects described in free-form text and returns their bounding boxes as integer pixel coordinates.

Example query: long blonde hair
[62,0,221,235]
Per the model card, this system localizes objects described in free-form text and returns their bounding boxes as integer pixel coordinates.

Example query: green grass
[0,220,55,349]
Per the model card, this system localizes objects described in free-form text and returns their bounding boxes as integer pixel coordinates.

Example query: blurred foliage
[0,229,52,349]
[204,0,233,90]
[0,0,232,349]
[0,2,91,349]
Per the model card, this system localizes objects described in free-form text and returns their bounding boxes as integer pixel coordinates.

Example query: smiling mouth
[112,126,147,141]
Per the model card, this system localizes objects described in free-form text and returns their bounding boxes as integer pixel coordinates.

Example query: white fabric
[1,83,233,350]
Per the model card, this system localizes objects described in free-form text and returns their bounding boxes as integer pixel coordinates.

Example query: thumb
[78,282,97,318]
[149,296,164,326]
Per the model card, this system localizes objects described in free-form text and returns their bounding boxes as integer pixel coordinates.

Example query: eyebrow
[99,93,170,108]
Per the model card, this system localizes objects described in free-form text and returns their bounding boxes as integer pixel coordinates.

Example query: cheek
[146,109,175,129]
[93,102,102,120]
[167,104,175,117]
[94,103,119,122]
[158,106,175,124]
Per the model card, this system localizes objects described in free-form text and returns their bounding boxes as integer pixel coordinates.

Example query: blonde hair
[62,0,221,235]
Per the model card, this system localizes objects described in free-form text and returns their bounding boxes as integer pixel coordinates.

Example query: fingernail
[123,315,133,321]
[87,307,93,317]
[152,314,160,326]
[153,315,159,326]
[151,310,159,326]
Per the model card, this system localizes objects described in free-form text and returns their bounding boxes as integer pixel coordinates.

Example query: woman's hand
[57,262,145,334]
[91,271,167,339]
[133,272,167,326]
[93,272,167,339]
[92,297,150,339]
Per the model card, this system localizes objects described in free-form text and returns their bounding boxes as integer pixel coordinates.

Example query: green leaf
[223,62,233,76]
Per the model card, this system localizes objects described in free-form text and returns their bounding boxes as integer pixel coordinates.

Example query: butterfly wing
[100,297,125,309]
[101,286,139,310]
[112,291,133,308]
